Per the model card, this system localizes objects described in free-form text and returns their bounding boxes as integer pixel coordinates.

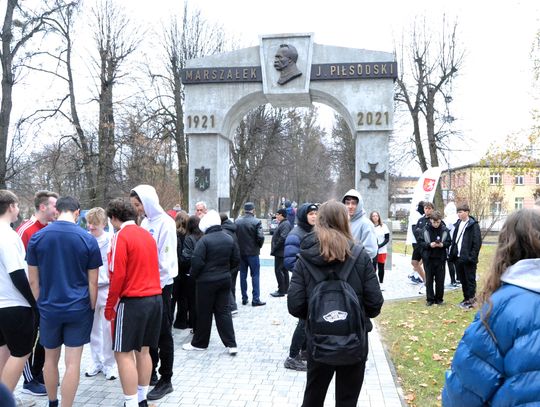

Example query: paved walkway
[15,240,453,407]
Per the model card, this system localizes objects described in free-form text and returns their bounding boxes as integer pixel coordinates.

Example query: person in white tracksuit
[84,207,117,380]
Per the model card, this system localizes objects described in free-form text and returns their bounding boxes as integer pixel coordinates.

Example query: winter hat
[199,210,221,233]
[306,204,318,214]
[244,202,255,211]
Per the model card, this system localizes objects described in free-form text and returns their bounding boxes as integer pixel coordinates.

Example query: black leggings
[377,262,385,284]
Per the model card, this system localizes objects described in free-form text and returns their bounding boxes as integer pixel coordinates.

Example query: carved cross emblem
[360,162,386,189]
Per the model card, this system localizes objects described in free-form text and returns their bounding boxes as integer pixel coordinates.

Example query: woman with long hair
[369,210,390,285]
[288,200,384,407]
[172,211,190,329]
[443,208,540,406]
[178,215,204,333]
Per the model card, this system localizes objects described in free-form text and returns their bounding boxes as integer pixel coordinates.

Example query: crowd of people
[408,200,482,308]
[5,183,533,407]
[0,186,388,407]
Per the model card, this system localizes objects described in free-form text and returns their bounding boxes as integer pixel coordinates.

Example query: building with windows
[440,162,540,230]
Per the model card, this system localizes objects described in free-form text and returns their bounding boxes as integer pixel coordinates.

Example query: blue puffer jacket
[442,258,540,406]
[283,203,315,271]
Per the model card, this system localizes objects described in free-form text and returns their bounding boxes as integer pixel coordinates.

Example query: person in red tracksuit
[105,199,162,407]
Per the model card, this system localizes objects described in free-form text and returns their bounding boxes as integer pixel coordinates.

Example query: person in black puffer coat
[288,200,383,407]
[172,211,190,329]
[182,210,240,353]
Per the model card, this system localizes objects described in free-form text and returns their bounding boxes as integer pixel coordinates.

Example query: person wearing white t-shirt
[370,211,390,286]
[84,207,117,381]
[0,190,36,399]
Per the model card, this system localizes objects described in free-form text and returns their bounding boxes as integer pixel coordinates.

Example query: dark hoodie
[287,232,384,335]
[283,203,316,271]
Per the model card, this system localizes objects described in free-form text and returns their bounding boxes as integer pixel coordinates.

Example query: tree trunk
[0,0,16,188]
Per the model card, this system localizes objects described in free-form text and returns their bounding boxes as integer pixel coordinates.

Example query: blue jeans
[240,255,260,302]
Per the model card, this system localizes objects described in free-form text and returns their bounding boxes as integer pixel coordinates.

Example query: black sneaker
[147,379,173,400]
[284,356,307,371]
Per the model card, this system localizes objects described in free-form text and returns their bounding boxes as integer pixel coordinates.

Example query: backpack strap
[338,244,362,282]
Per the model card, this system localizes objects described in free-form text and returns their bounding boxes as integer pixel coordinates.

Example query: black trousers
[424,259,445,303]
[289,319,306,358]
[447,260,457,284]
[192,278,237,349]
[456,258,477,302]
[274,256,289,294]
[23,316,44,383]
[150,284,174,381]
[230,269,238,310]
[173,273,196,329]
[302,358,366,407]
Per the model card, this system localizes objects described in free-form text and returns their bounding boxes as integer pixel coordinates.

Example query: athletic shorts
[0,306,35,357]
[377,253,387,264]
[40,309,93,349]
[412,244,422,261]
[113,295,162,353]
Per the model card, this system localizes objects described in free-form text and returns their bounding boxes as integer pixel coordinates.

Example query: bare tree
[230,105,286,218]
[91,0,140,207]
[395,16,463,206]
[329,113,355,189]
[0,0,70,188]
[145,3,230,207]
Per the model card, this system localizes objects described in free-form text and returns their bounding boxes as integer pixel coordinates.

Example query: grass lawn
[377,241,496,406]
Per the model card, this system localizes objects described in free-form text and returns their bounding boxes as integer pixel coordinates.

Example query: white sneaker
[103,367,118,380]
[228,347,238,355]
[85,364,102,377]
[182,343,206,351]
[231,309,238,315]
[15,397,36,407]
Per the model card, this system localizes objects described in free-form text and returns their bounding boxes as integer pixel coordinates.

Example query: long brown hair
[175,210,189,235]
[315,200,353,262]
[479,209,540,325]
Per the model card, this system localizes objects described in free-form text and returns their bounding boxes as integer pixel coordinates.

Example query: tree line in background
[3,1,538,220]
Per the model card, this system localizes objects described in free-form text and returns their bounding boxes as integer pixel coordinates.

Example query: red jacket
[105,222,161,317]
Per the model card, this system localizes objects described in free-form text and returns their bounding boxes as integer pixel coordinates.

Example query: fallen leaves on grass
[432,353,443,361]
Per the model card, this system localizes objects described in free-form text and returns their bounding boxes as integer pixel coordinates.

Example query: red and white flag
[406,167,442,245]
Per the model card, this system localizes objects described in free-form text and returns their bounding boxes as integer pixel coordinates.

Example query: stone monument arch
[182,33,396,215]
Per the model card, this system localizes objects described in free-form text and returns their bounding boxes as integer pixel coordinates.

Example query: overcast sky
[124,0,539,174]
[10,0,540,176]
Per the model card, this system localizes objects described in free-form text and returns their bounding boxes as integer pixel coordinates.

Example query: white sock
[138,385,149,402]
[124,393,138,407]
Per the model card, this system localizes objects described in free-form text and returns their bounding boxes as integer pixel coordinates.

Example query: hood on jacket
[131,185,164,220]
[199,210,221,233]
[501,258,540,293]
[444,202,458,227]
[296,203,316,233]
[453,215,479,229]
[221,218,236,233]
[342,188,365,219]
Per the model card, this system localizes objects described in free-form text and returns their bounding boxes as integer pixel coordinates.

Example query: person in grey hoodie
[130,185,178,400]
[342,189,378,259]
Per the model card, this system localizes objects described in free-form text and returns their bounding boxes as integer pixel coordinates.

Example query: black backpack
[298,245,368,366]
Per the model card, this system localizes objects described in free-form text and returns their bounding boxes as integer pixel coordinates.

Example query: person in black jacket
[288,200,384,407]
[182,210,240,354]
[270,209,292,297]
[220,212,240,314]
[418,210,451,306]
[178,216,203,335]
[172,211,190,329]
[448,203,482,309]
[235,202,265,306]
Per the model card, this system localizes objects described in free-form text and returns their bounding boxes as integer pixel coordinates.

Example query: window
[489,173,501,185]
[515,175,524,185]
[515,197,524,210]
[491,201,501,215]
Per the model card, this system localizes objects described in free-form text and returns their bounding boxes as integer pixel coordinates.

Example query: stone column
[355,130,390,218]
[188,133,230,214]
